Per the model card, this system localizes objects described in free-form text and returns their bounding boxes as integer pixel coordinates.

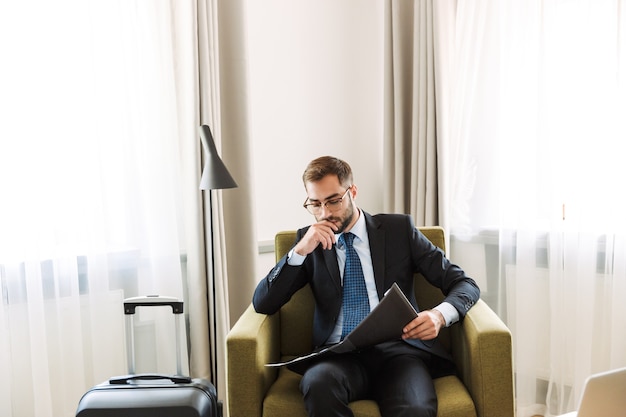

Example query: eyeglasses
[303,186,352,215]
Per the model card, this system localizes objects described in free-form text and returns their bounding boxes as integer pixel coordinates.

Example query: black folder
[266,282,418,372]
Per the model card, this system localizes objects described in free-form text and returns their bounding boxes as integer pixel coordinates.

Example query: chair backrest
[274,226,449,357]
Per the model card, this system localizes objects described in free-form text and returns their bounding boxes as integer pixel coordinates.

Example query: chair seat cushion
[262,367,477,417]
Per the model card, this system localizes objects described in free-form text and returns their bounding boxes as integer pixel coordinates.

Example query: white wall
[245,0,386,274]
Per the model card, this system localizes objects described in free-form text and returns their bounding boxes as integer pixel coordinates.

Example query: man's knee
[300,362,355,417]
[300,362,347,397]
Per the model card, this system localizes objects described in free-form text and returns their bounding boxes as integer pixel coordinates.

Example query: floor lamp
[198,124,237,391]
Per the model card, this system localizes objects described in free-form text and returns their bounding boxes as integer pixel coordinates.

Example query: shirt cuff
[433,302,459,327]
[287,248,306,266]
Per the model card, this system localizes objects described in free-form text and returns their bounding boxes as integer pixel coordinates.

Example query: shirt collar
[336,208,366,246]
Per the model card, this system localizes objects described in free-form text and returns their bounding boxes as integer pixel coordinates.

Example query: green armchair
[226,227,515,417]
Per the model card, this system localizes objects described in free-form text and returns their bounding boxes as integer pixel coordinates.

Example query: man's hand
[293,220,338,255]
[401,309,445,341]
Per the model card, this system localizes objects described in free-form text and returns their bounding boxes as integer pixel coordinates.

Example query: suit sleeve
[252,230,310,315]
[409,220,480,320]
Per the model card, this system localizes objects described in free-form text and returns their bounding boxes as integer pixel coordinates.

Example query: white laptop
[558,367,626,417]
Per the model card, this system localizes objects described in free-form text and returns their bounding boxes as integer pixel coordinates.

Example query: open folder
[266,282,418,373]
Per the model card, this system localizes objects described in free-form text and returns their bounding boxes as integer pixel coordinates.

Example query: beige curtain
[215,0,258,329]
[183,1,257,411]
[383,0,439,226]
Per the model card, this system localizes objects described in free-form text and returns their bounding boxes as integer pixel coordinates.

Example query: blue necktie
[340,232,370,339]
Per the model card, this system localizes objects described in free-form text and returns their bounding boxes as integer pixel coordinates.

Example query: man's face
[304,175,358,234]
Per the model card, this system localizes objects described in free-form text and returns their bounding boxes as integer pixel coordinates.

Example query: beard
[317,202,356,235]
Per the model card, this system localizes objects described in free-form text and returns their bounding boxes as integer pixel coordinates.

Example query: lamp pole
[198,124,237,392]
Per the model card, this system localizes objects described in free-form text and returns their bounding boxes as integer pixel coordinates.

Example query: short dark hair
[302,156,353,188]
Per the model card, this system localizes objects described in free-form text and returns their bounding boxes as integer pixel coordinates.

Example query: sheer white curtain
[0,1,207,416]
[439,1,626,416]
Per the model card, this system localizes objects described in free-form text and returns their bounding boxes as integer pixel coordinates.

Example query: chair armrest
[226,304,280,417]
[451,299,515,417]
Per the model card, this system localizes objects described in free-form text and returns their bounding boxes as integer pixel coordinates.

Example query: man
[253,156,480,417]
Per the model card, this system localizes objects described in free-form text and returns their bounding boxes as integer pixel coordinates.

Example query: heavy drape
[382,0,480,246]
[383,0,440,226]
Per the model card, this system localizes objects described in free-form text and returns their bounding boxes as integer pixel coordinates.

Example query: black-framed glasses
[303,186,352,215]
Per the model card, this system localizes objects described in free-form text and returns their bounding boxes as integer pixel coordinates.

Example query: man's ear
[350,184,358,199]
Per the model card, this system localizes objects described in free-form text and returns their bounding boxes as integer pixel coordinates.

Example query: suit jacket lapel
[323,246,342,292]
[364,212,386,300]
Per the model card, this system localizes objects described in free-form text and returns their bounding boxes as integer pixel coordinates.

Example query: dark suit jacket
[253,211,480,360]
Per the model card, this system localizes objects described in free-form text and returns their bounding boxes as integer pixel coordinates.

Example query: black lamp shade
[199,125,238,190]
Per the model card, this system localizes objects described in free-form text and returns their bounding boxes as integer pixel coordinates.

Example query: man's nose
[319,203,333,216]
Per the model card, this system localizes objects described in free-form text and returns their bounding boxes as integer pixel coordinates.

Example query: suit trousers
[299,340,439,417]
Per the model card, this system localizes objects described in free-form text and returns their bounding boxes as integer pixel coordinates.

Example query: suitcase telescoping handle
[123,295,185,377]
[124,295,183,314]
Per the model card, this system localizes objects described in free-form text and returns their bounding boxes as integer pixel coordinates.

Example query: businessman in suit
[253,156,480,417]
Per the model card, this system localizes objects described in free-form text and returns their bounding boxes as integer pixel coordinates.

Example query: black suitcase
[76,295,221,417]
